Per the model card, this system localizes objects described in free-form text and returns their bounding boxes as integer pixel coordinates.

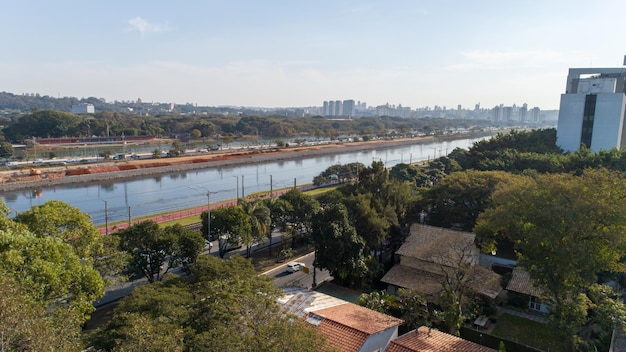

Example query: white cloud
[127,16,170,36]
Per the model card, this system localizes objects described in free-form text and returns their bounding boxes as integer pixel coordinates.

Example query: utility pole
[189,186,218,250]
[104,201,109,236]
[233,176,239,204]
[241,175,245,199]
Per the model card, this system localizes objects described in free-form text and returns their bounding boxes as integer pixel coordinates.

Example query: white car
[286,262,305,273]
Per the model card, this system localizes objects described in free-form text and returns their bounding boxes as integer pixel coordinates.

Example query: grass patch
[158,216,201,228]
[491,313,566,351]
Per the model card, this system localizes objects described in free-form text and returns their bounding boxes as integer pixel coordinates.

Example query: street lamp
[189,186,217,252]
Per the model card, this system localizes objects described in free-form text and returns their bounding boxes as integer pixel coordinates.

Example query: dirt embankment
[0,137,440,191]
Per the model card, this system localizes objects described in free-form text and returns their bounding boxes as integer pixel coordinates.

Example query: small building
[71,103,95,114]
[278,287,403,352]
[505,269,549,314]
[381,224,501,301]
[385,326,496,352]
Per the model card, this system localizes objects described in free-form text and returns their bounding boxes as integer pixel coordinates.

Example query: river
[0,137,486,225]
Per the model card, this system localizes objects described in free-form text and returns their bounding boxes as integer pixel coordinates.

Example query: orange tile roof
[318,318,370,352]
[385,327,496,352]
[312,302,404,335]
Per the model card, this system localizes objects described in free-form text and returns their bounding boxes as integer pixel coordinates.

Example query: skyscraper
[556,66,626,152]
[342,99,355,117]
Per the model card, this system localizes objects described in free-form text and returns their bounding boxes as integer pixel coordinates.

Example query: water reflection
[1,137,487,224]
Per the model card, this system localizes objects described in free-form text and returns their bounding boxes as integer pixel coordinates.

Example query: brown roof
[385,327,497,352]
[381,265,445,296]
[381,264,502,300]
[397,224,478,266]
[305,303,403,352]
[506,269,544,297]
[312,303,404,335]
[317,318,370,352]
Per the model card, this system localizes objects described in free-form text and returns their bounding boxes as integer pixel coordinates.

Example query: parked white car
[286,262,305,273]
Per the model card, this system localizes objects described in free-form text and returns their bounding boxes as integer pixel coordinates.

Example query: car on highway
[286,262,305,273]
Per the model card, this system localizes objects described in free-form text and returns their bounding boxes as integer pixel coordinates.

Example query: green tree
[92,256,331,352]
[475,169,626,349]
[169,140,185,157]
[118,222,204,281]
[396,288,430,331]
[2,110,83,140]
[15,200,127,281]
[15,200,103,259]
[0,227,104,321]
[425,170,525,231]
[0,141,13,162]
[311,203,367,286]
[168,223,206,269]
[357,290,395,314]
[263,197,292,256]
[279,189,320,248]
[0,275,85,351]
[239,199,270,257]
[210,206,252,258]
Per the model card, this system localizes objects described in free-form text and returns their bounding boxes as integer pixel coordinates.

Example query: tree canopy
[116,220,205,282]
[90,255,331,352]
[474,169,626,349]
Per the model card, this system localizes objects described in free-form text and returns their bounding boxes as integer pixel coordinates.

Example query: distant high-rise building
[530,107,540,123]
[323,101,330,116]
[328,101,336,116]
[334,100,342,116]
[519,103,528,122]
[556,66,626,152]
[342,99,355,117]
[71,103,95,114]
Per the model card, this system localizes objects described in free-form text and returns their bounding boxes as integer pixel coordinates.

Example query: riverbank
[0,133,485,192]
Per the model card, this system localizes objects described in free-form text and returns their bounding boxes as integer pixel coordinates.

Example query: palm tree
[263,197,292,256]
[239,199,270,257]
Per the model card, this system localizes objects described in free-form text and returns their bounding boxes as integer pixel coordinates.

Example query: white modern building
[71,103,95,114]
[556,66,626,152]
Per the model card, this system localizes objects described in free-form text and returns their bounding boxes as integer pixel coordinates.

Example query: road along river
[0,137,486,225]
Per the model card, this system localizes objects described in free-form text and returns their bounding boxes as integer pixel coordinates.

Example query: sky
[1,1,626,110]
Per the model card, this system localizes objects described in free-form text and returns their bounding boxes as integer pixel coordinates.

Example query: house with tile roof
[505,269,549,314]
[385,326,497,352]
[278,287,404,352]
[381,224,501,301]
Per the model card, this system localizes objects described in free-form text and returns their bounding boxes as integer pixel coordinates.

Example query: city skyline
[2,1,625,110]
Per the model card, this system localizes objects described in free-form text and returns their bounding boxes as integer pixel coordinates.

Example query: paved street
[263,252,332,289]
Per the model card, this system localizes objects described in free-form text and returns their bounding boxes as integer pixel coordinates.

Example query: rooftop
[505,269,544,297]
[396,224,478,267]
[385,327,497,352]
[312,302,403,335]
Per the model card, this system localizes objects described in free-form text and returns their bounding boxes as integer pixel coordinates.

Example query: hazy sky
[2,1,625,110]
